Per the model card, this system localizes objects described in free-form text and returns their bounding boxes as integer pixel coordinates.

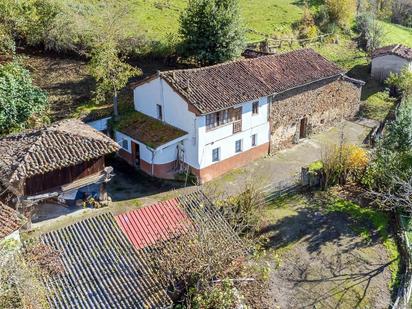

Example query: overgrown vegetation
[0,59,48,135]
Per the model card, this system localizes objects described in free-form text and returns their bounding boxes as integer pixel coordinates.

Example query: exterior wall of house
[371,55,411,81]
[134,78,198,168]
[114,130,182,179]
[269,78,361,153]
[86,117,111,132]
[197,97,270,169]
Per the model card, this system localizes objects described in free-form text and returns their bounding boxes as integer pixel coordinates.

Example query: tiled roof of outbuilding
[41,213,172,309]
[372,44,412,61]
[158,48,344,114]
[0,202,24,239]
[0,119,120,191]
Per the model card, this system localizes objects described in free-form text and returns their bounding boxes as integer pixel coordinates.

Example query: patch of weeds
[308,160,323,172]
[325,198,400,288]
[360,90,397,122]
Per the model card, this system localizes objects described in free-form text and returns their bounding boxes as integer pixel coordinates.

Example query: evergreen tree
[179,0,245,65]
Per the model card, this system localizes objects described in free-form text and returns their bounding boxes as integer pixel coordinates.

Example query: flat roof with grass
[112,111,188,149]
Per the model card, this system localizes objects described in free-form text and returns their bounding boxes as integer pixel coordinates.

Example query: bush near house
[0,60,48,135]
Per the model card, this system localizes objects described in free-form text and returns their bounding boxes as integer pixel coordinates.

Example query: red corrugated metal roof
[115,198,189,249]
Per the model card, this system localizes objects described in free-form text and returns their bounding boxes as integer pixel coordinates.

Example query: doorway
[132,142,140,168]
[299,117,308,139]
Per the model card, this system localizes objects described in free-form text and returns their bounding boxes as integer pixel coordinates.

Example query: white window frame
[252,101,259,115]
[212,147,220,162]
[251,134,257,147]
[156,104,163,120]
[235,139,243,153]
[122,139,129,151]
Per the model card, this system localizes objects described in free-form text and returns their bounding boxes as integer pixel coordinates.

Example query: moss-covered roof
[113,111,188,149]
[80,104,113,122]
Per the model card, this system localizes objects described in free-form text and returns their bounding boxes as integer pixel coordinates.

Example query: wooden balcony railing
[233,120,242,134]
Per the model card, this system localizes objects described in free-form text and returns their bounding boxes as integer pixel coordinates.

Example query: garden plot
[258,192,398,308]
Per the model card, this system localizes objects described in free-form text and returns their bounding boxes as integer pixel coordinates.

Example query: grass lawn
[379,21,412,47]
[257,190,399,307]
[130,0,304,42]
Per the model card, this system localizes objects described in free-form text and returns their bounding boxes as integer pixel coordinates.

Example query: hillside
[129,0,303,42]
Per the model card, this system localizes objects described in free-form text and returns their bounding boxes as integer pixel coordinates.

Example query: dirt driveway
[258,193,396,308]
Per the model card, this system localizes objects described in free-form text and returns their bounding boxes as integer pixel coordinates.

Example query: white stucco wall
[133,78,271,170]
[134,78,198,167]
[371,55,411,81]
[197,97,270,169]
[86,117,111,132]
[114,130,183,165]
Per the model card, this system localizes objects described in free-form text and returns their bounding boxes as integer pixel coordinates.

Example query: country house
[115,48,364,183]
[0,119,119,220]
[371,44,412,81]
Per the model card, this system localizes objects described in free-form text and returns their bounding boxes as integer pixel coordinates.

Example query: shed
[371,44,412,81]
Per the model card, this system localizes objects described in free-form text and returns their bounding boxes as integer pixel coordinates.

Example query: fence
[254,176,304,207]
[246,29,334,52]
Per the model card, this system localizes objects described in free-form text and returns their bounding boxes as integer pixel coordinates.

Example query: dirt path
[259,194,394,308]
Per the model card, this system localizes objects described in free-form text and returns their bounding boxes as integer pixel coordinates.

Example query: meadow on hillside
[129,0,304,42]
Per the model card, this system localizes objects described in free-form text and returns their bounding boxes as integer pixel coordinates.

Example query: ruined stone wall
[269,77,362,153]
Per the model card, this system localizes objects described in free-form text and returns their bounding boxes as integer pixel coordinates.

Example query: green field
[379,21,412,47]
[130,0,303,42]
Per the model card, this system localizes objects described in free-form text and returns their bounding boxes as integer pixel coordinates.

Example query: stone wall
[269,77,362,153]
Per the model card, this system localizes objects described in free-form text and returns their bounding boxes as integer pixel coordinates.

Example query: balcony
[233,120,242,134]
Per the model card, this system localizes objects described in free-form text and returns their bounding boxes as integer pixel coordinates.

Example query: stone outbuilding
[371,44,412,81]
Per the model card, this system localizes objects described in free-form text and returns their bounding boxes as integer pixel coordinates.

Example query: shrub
[216,183,264,237]
[321,144,369,188]
[190,279,236,309]
[324,0,357,29]
[387,68,412,98]
[356,13,385,54]
[296,5,319,43]
[0,60,48,135]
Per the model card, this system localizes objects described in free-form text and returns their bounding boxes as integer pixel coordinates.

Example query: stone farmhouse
[114,48,364,183]
[371,44,412,81]
[0,119,119,221]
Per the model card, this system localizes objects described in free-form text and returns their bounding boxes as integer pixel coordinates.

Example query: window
[206,108,233,130]
[122,139,128,150]
[156,104,163,120]
[235,139,242,153]
[251,134,257,147]
[212,147,220,162]
[252,101,259,115]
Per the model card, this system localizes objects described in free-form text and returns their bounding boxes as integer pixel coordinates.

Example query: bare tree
[369,175,412,213]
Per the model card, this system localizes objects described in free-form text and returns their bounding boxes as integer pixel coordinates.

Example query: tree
[84,0,142,116]
[88,44,140,117]
[0,60,48,135]
[356,13,385,54]
[179,0,245,65]
[325,0,357,28]
[383,98,412,152]
[392,0,412,27]
[387,68,412,97]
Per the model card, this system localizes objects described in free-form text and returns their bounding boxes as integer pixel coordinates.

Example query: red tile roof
[115,198,189,249]
[373,44,412,61]
[0,202,24,239]
[158,48,344,114]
